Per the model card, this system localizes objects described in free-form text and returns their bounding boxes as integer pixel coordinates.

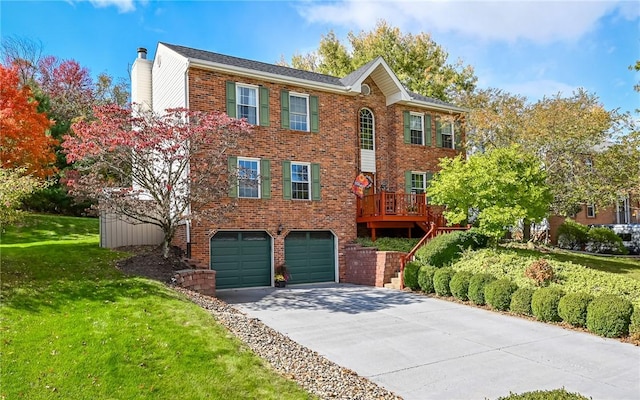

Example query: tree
[429,146,552,242]
[0,64,55,177]
[282,20,477,102]
[63,105,253,257]
[0,167,46,226]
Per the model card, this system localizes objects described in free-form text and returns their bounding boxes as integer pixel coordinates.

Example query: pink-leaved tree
[63,104,253,257]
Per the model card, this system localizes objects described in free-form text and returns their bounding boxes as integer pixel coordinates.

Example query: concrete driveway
[217,283,640,400]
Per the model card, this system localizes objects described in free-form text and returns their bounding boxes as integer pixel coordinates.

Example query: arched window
[359,108,374,150]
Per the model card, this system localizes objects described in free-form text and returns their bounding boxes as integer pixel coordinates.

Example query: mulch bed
[115,245,187,283]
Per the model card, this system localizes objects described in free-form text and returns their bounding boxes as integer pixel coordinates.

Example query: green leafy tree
[282,20,476,102]
[429,146,552,242]
[0,168,47,226]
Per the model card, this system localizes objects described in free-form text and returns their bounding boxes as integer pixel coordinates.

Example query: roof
[159,42,464,112]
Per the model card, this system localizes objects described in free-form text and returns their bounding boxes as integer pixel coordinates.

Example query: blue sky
[2,0,639,114]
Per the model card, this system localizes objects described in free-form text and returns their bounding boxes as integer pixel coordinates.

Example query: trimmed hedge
[630,307,640,341]
[558,293,593,327]
[450,271,474,301]
[496,388,589,400]
[485,279,518,311]
[468,273,496,305]
[433,267,456,297]
[403,261,421,290]
[415,230,489,268]
[531,287,564,322]
[586,227,628,255]
[557,219,589,251]
[510,288,535,316]
[418,265,438,293]
[586,295,634,338]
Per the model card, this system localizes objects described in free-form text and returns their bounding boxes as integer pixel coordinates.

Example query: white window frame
[359,108,375,150]
[410,112,425,145]
[236,83,259,125]
[237,157,261,199]
[440,121,455,149]
[289,92,309,132]
[411,172,427,194]
[617,196,630,224]
[586,203,596,218]
[291,161,311,200]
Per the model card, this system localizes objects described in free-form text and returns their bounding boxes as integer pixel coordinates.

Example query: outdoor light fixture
[277,224,284,235]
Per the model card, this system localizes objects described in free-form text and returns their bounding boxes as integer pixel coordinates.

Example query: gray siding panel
[99,212,164,248]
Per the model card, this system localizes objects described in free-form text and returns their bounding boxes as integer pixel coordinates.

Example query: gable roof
[158,42,464,112]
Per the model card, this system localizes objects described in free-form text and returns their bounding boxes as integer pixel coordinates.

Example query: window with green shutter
[436,117,454,149]
[283,161,320,200]
[281,90,290,129]
[226,82,269,126]
[226,82,236,118]
[260,159,271,199]
[259,86,270,127]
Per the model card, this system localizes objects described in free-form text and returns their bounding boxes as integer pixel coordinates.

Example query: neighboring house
[131,43,465,289]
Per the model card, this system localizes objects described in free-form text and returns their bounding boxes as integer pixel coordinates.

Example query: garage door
[285,231,335,284]
[211,231,271,289]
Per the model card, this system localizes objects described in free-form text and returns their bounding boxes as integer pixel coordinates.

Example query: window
[289,93,309,131]
[586,203,596,218]
[359,109,374,150]
[585,158,593,171]
[291,162,310,200]
[438,120,454,149]
[410,113,424,145]
[236,84,258,124]
[411,173,427,194]
[237,158,260,198]
[617,196,630,224]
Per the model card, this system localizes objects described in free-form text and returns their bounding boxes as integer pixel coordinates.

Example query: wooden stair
[384,271,403,290]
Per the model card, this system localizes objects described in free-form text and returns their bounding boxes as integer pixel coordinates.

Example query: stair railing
[399,221,436,289]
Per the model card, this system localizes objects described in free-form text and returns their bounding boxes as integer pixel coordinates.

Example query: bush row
[415,230,489,268]
[407,267,640,339]
[557,219,627,255]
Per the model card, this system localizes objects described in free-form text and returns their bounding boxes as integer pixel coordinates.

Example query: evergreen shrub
[485,279,518,311]
[433,267,455,296]
[556,219,589,251]
[531,287,564,322]
[468,273,496,305]
[586,295,633,338]
[496,388,589,400]
[630,307,640,341]
[403,261,421,290]
[418,265,438,293]
[510,288,535,316]
[557,293,593,327]
[449,271,474,301]
[585,227,628,255]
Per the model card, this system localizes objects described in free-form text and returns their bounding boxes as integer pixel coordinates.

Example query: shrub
[496,388,589,400]
[449,271,473,301]
[630,307,640,341]
[415,231,466,267]
[510,288,535,316]
[458,229,490,250]
[525,259,554,286]
[531,287,564,322]
[403,261,421,290]
[585,227,628,255]
[557,219,589,251]
[467,273,496,305]
[485,279,518,311]
[433,267,455,297]
[586,295,634,338]
[418,265,438,293]
[557,293,593,327]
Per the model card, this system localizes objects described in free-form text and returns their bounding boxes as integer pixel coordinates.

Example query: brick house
[131,43,465,289]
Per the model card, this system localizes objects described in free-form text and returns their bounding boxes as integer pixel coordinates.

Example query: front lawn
[1,214,313,399]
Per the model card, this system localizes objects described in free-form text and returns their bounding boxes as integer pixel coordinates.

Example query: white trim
[289,92,310,132]
[410,171,428,194]
[237,157,261,199]
[290,161,311,200]
[359,108,375,151]
[235,83,259,125]
[409,112,425,146]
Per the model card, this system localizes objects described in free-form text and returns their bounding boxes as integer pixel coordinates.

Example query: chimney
[131,46,153,111]
[137,47,148,60]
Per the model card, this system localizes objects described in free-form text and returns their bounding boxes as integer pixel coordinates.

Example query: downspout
[184,61,192,259]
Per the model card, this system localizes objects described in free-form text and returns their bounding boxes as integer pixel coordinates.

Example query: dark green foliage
[510,288,535,315]
[418,265,438,293]
[403,261,421,290]
[586,295,634,338]
[23,184,94,216]
[467,273,496,305]
[449,271,474,301]
[630,307,640,340]
[531,287,565,322]
[557,219,589,251]
[355,237,420,253]
[586,227,628,255]
[496,388,590,400]
[557,293,594,327]
[484,279,518,311]
[415,230,488,268]
[433,267,455,296]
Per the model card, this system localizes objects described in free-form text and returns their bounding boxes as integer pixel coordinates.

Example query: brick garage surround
[344,243,404,287]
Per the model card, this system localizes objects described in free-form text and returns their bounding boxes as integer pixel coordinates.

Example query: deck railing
[357,191,430,218]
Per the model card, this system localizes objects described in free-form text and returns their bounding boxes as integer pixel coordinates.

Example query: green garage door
[211,231,271,289]
[285,231,335,284]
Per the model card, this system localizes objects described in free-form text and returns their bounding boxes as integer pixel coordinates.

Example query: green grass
[355,237,420,253]
[1,214,313,399]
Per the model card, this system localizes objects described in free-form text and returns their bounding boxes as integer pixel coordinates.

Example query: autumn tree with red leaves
[0,64,55,177]
[63,105,253,257]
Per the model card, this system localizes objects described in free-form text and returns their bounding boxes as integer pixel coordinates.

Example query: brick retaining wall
[173,269,216,297]
[344,243,404,287]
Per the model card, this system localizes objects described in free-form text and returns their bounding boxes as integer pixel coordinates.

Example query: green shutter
[310,95,319,133]
[454,120,462,150]
[282,160,291,199]
[436,119,443,147]
[226,81,236,118]
[425,114,432,146]
[311,163,321,200]
[259,86,270,127]
[405,170,412,193]
[403,111,410,144]
[426,172,434,203]
[281,90,290,129]
[260,159,271,199]
[228,156,237,198]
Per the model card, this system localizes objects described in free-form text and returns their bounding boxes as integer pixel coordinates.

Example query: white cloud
[502,79,579,101]
[70,0,145,13]
[297,0,632,44]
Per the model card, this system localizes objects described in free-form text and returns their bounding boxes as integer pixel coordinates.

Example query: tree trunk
[523,219,531,242]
